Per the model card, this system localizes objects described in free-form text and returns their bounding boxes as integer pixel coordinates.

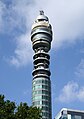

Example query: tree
[15,102,29,119]
[0,95,16,119]
[0,94,41,119]
[27,106,41,119]
[15,103,41,119]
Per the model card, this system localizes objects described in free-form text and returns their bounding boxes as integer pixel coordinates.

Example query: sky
[0,0,84,118]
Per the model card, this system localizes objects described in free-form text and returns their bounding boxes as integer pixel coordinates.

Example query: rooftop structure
[55,108,84,119]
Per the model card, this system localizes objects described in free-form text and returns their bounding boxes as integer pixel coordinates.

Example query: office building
[55,108,84,119]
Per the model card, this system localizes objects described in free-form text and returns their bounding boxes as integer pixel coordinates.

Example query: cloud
[0,1,5,31]
[23,89,30,95]
[75,59,84,78]
[9,34,33,67]
[0,0,35,67]
[1,0,84,67]
[57,81,78,103]
[78,87,84,102]
[56,81,84,103]
[45,0,84,48]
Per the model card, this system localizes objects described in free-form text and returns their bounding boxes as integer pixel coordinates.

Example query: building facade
[31,11,53,119]
[55,108,84,119]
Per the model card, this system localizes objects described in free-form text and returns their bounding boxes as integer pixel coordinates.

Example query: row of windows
[42,101,51,105]
[42,95,50,100]
[57,114,82,119]
[33,90,51,95]
[42,106,49,111]
[70,115,81,119]
[33,100,51,106]
[42,112,51,118]
[33,79,51,85]
[59,115,82,119]
[33,85,50,90]
[33,85,42,90]
[33,101,42,105]
[33,95,42,100]
[32,95,50,101]
[42,106,51,112]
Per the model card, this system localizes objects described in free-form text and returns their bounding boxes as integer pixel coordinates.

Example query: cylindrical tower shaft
[31,11,53,119]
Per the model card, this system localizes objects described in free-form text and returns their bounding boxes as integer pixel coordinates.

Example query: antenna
[39,10,44,15]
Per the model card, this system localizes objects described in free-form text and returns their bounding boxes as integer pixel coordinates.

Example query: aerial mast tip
[39,10,44,15]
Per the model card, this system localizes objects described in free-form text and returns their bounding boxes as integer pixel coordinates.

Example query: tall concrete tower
[31,11,53,119]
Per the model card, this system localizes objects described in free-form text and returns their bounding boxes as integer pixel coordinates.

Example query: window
[42,101,49,106]
[42,95,49,100]
[33,78,50,85]
[33,95,42,100]
[42,106,50,112]
[33,85,42,90]
[42,112,49,117]
[33,90,42,95]
[33,101,42,105]
[71,115,81,119]
[42,85,49,90]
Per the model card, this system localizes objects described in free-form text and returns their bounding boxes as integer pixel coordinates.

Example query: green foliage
[15,102,29,119]
[0,95,16,119]
[0,94,41,119]
[27,106,41,119]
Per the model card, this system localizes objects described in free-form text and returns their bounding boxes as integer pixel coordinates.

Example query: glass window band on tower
[31,11,53,119]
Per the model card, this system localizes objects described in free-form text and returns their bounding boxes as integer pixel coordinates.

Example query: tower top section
[31,10,51,30]
[31,11,52,52]
[39,10,44,15]
[35,10,49,22]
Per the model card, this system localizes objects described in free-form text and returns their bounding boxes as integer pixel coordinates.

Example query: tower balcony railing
[31,24,52,34]
[32,68,51,76]
[32,40,50,46]
[32,37,51,46]
[34,65,49,69]
[33,66,49,70]
[31,21,51,30]
[31,27,52,41]
[33,51,50,59]
[33,57,50,65]
[32,42,51,52]
[33,74,50,79]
